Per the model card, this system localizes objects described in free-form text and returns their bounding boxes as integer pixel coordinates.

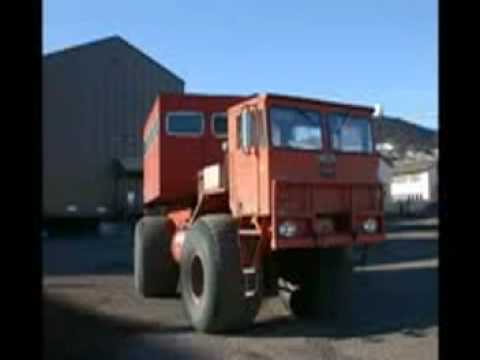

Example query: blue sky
[43,0,438,129]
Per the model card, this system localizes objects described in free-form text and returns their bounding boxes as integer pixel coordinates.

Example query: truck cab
[227,94,384,250]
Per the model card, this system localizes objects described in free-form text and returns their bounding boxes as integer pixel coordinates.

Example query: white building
[388,159,438,215]
[376,142,395,152]
[378,156,394,188]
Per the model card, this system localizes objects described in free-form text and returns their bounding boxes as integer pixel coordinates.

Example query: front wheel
[278,279,311,319]
[180,214,262,333]
[280,248,353,324]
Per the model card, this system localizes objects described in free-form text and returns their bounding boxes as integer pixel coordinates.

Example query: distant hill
[372,116,438,156]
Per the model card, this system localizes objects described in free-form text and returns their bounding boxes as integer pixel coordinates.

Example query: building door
[115,174,142,220]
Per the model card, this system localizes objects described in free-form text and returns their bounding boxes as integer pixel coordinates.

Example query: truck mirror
[241,109,253,150]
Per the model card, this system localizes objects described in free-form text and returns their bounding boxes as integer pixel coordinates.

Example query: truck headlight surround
[362,218,378,233]
[278,221,298,238]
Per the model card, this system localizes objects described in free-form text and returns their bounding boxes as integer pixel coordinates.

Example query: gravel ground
[43,218,438,360]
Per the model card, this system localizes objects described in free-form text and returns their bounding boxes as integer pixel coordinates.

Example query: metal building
[385,159,438,216]
[390,160,438,202]
[43,36,185,221]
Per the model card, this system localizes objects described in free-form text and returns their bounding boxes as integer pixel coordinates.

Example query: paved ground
[43,217,438,360]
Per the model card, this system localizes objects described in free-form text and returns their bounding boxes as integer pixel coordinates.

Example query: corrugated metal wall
[42,37,184,219]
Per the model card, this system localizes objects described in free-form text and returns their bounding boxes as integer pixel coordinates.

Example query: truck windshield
[269,106,323,150]
[328,114,373,153]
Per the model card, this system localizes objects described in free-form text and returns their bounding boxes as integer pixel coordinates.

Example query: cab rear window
[166,112,204,136]
[211,113,227,137]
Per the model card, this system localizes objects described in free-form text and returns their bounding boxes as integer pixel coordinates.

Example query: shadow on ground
[247,265,437,340]
[353,238,438,267]
[386,223,438,233]
[43,233,134,276]
[43,217,438,347]
[43,218,437,276]
[384,215,438,233]
[43,294,199,360]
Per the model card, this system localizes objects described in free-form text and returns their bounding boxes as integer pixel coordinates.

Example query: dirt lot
[43,218,438,360]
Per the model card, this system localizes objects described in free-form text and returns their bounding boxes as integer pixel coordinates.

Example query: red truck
[135,92,385,333]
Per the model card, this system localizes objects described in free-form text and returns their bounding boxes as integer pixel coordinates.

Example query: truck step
[239,229,261,236]
[243,267,258,297]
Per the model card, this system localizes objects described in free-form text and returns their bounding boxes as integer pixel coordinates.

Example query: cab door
[228,107,261,216]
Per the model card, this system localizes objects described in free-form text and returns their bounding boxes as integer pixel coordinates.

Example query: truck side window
[237,110,255,149]
[211,113,227,138]
[166,112,204,137]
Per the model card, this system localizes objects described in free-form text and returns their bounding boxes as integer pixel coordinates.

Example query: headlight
[363,218,378,233]
[278,221,298,237]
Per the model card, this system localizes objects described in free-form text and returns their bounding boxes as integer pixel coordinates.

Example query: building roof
[43,35,185,85]
[393,159,437,175]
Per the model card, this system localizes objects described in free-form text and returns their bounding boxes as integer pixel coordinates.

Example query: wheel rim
[190,255,204,304]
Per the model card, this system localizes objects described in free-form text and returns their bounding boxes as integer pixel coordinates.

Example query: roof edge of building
[114,36,185,85]
[43,35,185,85]
[43,35,121,58]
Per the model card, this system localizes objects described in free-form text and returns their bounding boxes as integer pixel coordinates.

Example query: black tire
[278,279,311,318]
[280,248,353,323]
[180,214,262,333]
[134,216,179,297]
[309,248,353,323]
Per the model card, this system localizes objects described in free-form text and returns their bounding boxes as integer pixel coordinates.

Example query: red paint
[143,94,246,206]
[167,208,193,229]
[355,234,384,245]
[273,233,383,250]
[225,94,385,254]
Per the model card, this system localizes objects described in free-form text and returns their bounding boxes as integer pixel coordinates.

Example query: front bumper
[273,233,384,250]
[271,179,385,250]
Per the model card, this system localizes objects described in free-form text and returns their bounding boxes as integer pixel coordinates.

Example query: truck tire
[280,248,353,324]
[310,248,353,323]
[180,214,262,333]
[278,281,312,319]
[134,216,179,297]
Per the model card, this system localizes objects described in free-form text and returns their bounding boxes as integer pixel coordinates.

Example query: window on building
[166,112,204,136]
[393,175,408,184]
[211,113,227,138]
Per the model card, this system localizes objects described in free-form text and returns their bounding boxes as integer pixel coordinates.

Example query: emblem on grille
[317,153,336,164]
[317,153,336,177]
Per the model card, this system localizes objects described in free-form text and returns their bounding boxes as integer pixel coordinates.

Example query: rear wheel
[180,214,263,333]
[134,216,179,297]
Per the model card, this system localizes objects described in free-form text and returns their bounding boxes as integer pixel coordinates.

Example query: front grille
[315,213,351,233]
[275,181,382,217]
